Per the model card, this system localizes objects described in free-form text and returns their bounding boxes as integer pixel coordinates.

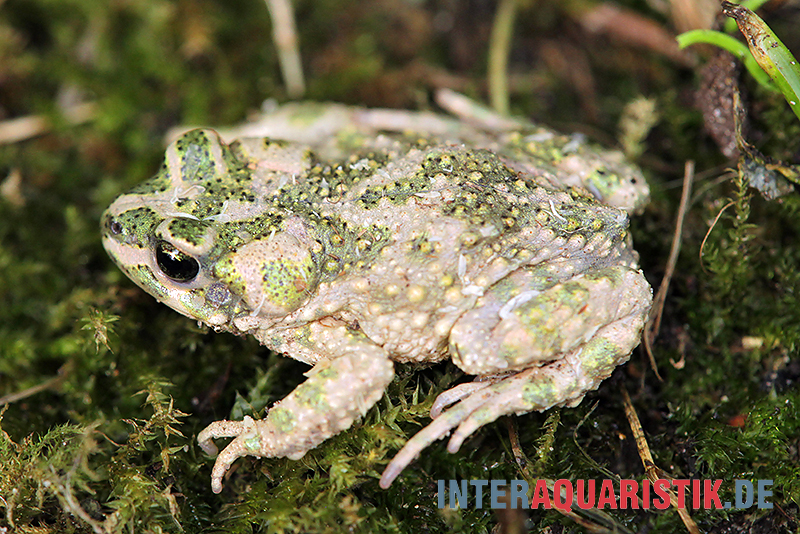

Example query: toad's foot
[199,327,394,493]
[379,311,645,488]
[198,416,261,494]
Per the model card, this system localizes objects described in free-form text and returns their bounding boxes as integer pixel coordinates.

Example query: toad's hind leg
[379,265,652,488]
[379,338,627,488]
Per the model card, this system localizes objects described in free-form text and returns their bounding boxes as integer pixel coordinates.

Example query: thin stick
[0,362,72,406]
[644,160,694,380]
[265,0,305,98]
[506,416,530,476]
[0,102,96,145]
[699,200,736,274]
[621,387,700,534]
[488,0,518,115]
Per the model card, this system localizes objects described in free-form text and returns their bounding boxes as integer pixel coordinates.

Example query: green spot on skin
[269,406,296,433]
[113,207,163,248]
[217,214,283,252]
[261,256,315,310]
[168,218,209,247]
[126,166,172,195]
[294,381,330,411]
[515,283,589,340]
[563,217,581,232]
[521,375,558,408]
[578,338,621,376]
[586,171,623,201]
[316,366,338,380]
[179,131,216,183]
[584,266,625,285]
[244,433,262,452]
[213,256,247,296]
[129,265,168,299]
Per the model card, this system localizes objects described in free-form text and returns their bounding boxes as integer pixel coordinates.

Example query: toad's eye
[155,241,200,282]
[108,219,123,235]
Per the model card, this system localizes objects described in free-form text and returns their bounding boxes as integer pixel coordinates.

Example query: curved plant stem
[677,29,775,91]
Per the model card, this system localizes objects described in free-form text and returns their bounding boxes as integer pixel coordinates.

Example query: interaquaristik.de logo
[436,479,773,510]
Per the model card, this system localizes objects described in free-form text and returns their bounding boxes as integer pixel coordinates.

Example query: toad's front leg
[198,323,394,493]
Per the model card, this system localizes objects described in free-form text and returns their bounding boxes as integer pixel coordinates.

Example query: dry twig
[699,199,736,274]
[621,387,701,534]
[265,0,305,98]
[0,102,96,145]
[644,160,695,380]
[0,361,73,407]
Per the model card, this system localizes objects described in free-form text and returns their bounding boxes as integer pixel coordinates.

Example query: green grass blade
[676,29,776,91]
